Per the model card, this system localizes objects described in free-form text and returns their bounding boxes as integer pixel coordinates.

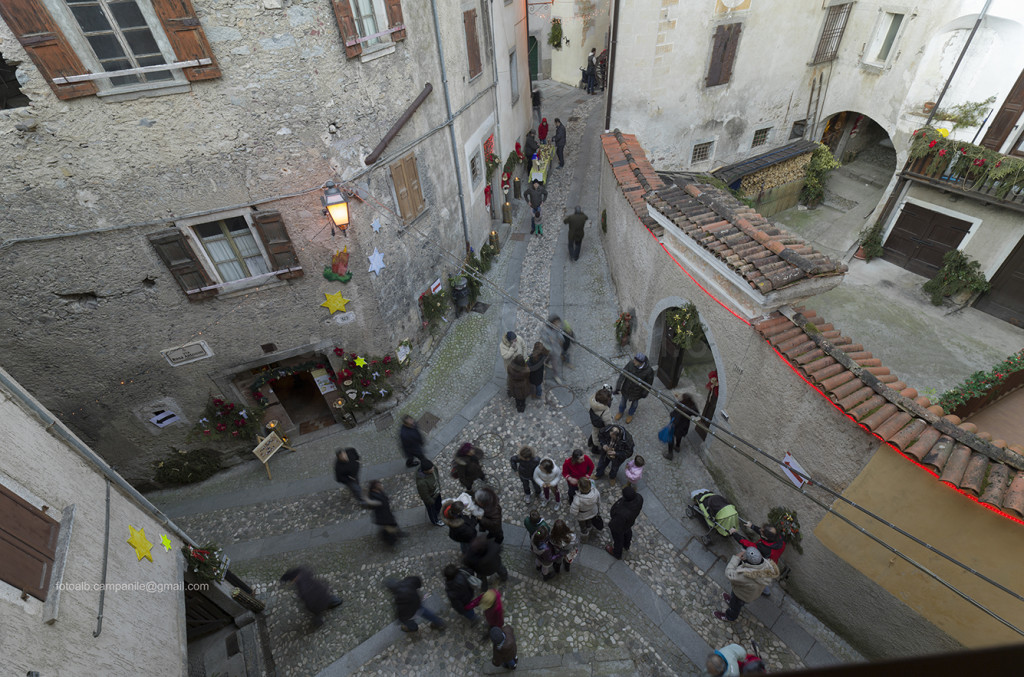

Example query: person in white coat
[533,456,563,505]
[588,388,615,452]
[714,547,780,623]
[568,477,601,537]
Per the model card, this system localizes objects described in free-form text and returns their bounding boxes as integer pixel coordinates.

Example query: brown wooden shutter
[464,9,482,78]
[404,155,425,216]
[251,210,303,280]
[390,158,413,220]
[0,485,59,602]
[385,0,406,42]
[148,229,218,300]
[706,23,740,87]
[331,0,363,59]
[981,67,1024,151]
[150,0,220,81]
[0,0,97,100]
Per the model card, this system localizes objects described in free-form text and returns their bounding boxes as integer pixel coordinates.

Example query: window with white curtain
[192,217,270,283]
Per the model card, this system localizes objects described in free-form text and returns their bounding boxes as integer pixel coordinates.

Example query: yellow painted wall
[816,445,1024,648]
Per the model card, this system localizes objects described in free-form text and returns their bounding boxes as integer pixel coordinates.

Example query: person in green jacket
[415,459,444,526]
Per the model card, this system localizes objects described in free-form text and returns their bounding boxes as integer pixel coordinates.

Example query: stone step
[482,648,637,676]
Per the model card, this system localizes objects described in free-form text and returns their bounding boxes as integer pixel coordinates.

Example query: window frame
[691,140,715,164]
[705,22,742,88]
[863,9,906,68]
[389,152,427,222]
[752,127,771,148]
[810,2,852,65]
[0,480,62,604]
[350,0,396,61]
[509,47,519,105]
[176,209,276,290]
[463,8,482,80]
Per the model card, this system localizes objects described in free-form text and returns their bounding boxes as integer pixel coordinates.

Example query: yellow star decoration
[127,525,154,562]
[161,534,173,552]
[321,291,350,314]
[354,356,368,368]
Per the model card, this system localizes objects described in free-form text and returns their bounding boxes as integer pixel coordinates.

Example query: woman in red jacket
[538,117,549,144]
[561,448,594,505]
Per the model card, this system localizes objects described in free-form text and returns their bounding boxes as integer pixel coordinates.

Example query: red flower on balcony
[203,429,211,435]
[973,158,985,167]
[216,423,228,432]
[928,140,937,148]
[254,391,263,399]
[939,149,947,156]
[960,148,967,154]
[995,161,1002,167]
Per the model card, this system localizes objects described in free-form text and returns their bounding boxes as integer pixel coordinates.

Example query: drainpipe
[488,0,504,219]
[604,0,621,130]
[925,0,992,128]
[429,0,472,254]
[365,84,434,165]
[93,479,111,637]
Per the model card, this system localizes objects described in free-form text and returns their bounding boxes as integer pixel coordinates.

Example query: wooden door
[656,315,685,389]
[882,203,971,278]
[185,586,232,640]
[980,67,1024,151]
[974,235,1024,328]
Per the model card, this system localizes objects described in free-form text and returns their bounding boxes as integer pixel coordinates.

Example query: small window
[469,151,482,187]
[752,127,771,148]
[811,3,851,64]
[192,217,272,284]
[705,23,742,87]
[390,153,426,221]
[866,12,904,65]
[790,119,807,140]
[692,141,714,164]
[0,52,30,109]
[464,9,482,78]
[351,0,383,47]
[64,0,173,87]
[332,0,406,60]
[509,48,519,104]
[0,484,60,602]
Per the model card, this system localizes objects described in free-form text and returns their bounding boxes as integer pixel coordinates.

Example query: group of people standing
[500,319,574,413]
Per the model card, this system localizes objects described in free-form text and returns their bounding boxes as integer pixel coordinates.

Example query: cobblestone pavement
[153,81,861,676]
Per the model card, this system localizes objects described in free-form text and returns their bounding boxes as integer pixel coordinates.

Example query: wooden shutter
[251,210,303,280]
[151,0,221,81]
[981,67,1024,151]
[385,0,406,42]
[404,155,424,217]
[0,0,97,100]
[148,229,217,300]
[706,23,741,87]
[0,485,59,602]
[464,9,482,78]
[331,0,363,59]
[390,157,413,220]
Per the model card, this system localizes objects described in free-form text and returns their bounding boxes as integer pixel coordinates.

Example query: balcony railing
[904,154,1024,213]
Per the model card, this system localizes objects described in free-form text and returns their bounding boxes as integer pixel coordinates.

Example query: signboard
[252,432,284,465]
[161,341,214,367]
[430,278,443,294]
[311,368,338,394]
[149,410,180,428]
[780,452,810,489]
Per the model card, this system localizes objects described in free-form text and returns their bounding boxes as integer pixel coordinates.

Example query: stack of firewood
[740,153,813,195]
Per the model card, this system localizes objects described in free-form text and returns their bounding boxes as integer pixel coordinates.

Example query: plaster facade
[527,0,609,85]
[0,0,530,483]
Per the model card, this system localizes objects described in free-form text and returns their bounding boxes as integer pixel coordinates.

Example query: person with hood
[549,518,579,575]
[384,575,446,633]
[399,414,427,467]
[729,520,786,597]
[452,442,486,492]
[523,509,549,537]
[553,118,567,168]
[569,477,601,538]
[490,624,518,670]
[523,179,548,236]
[500,330,528,369]
[507,354,532,413]
[614,353,655,424]
[463,534,509,592]
[415,459,444,526]
[533,456,563,505]
[523,129,539,177]
[527,341,548,400]
[714,546,780,622]
[333,447,365,504]
[510,445,542,502]
[442,499,479,554]
[367,480,400,546]
[665,392,699,460]
[706,643,748,677]
[588,387,615,452]
[443,564,479,622]
[561,448,594,504]
[606,485,643,559]
[563,206,589,262]
[474,485,504,543]
[279,566,342,628]
[594,424,635,484]
[538,117,549,144]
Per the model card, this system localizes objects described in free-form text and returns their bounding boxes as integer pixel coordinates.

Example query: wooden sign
[253,432,284,465]
[311,368,338,394]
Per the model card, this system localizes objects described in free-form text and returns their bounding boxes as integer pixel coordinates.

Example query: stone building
[0,0,530,484]
[526,0,609,86]
[0,365,266,675]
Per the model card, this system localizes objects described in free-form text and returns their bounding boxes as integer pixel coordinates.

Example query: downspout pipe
[488,0,503,171]
[430,0,472,254]
[93,479,111,637]
[925,0,992,128]
[365,83,434,165]
[604,0,621,130]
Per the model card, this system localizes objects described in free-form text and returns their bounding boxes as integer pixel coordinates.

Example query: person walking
[474,485,504,543]
[533,456,563,506]
[442,499,479,554]
[399,414,427,467]
[561,448,594,505]
[729,520,787,597]
[530,525,558,581]
[594,424,635,484]
[523,130,539,177]
[588,387,615,452]
[333,447,366,504]
[606,485,644,559]
[714,547,780,623]
[531,87,542,124]
[463,534,510,592]
[443,564,479,622]
[613,353,655,423]
[540,316,565,385]
[569,477,601,539]
[586,48,597,94]
[510,446,542,502]
[623,454,645,490]
[507,354,531,413]
[549,519,579,575]
[279,566,342,628]
[665,392,699,459]
[527,342,548,400]
[564,206,589,262]
[706,643,748,677]
[384,575,446,633]
[490,624,518,670]
[415,459,444,526]
[452,442,486,492]
[523,178,547,236]
[538,117,549,144]
[466,588,504,634]
[367,480,401,546]
[553,118,567,168]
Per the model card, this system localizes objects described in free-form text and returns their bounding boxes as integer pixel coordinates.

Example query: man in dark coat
[453,442,486,492]
[507,354,532,413]
[594,424,634,483]
[523,130,539,177]
[415,459,444,526]
[463,535,509,592]
[606,485,644,559]
[586,48,597,94]
[384,576,446,632]
[280,566,342,628]
[490,624,518,670]
[563,206,589,261]
[367,480,400,546]
[474,486,504,543]
[399,414,427,467]
[614,353,655,424]
[531,87,541,124]
[442,500,479,553]
[443,564,479,621]
[553,118,567,168]
[523,179,547,236]
[333,447,365,504]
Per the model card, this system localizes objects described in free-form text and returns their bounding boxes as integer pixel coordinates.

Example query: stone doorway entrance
[271,370,335,435]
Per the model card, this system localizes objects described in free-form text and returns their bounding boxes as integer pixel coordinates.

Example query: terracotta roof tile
[861,405,900,433]
[923,437,956,473]
[820,371,856,393]
[887,418,929,450]
[828,377,864,400]
[905,428,943,461]
[849,395,886,421]
[980,464,1011,506]
[836,387,875,411]
[960,453,990,496]
[1005,474,1024,518]
[939,444,973,484]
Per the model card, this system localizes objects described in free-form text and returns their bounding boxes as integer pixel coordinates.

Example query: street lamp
[322,181,350,233]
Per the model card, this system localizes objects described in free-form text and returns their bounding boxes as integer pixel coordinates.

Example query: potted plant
[798,143,841,208]
[921,249,990,305]
[613,312,632,346]
[856,221,885,261]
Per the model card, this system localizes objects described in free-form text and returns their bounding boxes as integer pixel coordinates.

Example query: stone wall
[599,160,960,658]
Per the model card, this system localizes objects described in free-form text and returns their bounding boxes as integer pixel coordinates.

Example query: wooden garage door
[974,236,1024,328]
[882,203,972,278]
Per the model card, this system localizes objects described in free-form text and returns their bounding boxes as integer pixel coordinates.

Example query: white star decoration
[368,248,386,276]
[371,218,382,233]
